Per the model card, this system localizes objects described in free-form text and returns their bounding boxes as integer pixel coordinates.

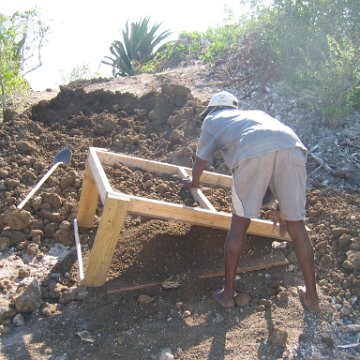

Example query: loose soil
[0,64,359,360]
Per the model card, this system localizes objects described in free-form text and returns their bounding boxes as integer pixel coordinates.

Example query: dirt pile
[0,66,359,359]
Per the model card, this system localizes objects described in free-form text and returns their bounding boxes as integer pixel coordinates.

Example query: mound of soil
[0,65,359,360]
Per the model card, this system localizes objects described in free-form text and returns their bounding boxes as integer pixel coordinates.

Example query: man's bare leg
[286,220,320,313]
[213,215,250,308]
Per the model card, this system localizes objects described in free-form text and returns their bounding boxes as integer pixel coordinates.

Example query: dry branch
[309,152,333,174]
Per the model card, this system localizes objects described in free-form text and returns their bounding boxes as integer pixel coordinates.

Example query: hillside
[0,61,359,360]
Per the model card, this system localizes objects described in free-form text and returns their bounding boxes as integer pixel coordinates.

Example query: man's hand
[182,176,198,189]
[182,157,207,189]
[272,209,287,237]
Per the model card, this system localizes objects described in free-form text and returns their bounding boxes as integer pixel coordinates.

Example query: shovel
[17,148,72,209]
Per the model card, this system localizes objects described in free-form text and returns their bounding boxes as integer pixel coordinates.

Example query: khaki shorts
[232,147,307,221]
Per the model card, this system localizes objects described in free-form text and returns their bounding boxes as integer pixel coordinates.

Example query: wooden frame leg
[77,162,99,227]
[82,195,130,287]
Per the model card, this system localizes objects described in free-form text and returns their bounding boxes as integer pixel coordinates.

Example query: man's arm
[182,156,208,188]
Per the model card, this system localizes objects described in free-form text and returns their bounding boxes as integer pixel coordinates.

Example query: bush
[250,0,360,127]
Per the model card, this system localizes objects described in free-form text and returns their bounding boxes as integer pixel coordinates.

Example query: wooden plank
[83,195,130,287]
[93,147,232,188]
[198,251,289,279]
[177,167,216,211]
[107,281,162,294]
[110,192,291,241]
[77,162,99,227]
[106,250,289,294]
[87,147,113,204]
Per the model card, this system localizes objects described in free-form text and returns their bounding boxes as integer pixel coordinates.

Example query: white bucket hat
[199,91,238,119]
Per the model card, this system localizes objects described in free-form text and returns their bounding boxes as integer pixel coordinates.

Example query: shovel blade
[54,148,72,165]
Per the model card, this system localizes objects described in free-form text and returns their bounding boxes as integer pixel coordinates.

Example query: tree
[0,10,49,121]
[240,0,360,126]
[102,17,172,77]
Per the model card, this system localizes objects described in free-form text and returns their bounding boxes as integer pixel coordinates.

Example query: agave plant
[102,17,172,77]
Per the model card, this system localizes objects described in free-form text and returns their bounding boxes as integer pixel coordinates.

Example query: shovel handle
[17,162,63,209]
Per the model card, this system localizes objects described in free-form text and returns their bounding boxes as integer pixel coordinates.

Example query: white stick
[337,342,360,349]
[73,219,84,282]
[17,162,62,209]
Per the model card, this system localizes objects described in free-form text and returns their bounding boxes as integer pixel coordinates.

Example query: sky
[1,0,248,90]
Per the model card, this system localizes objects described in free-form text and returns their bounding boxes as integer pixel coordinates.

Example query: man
[182,91,320,312]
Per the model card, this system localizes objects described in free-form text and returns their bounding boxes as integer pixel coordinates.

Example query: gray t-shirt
[196,108,307,170]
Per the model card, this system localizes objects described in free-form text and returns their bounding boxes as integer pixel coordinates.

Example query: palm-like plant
[102,17,172,77]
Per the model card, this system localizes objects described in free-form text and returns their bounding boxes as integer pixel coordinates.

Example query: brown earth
[0,63,359,360]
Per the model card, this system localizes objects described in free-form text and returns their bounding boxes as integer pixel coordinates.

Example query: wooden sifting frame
[77,147,290,287]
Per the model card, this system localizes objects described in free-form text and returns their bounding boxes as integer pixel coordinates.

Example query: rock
[321,335,335,347]
[286,250,297,263]
[45,281,67,299]
[0,168,9,178]
[343,250,360,271]
[0,236,11,251]
[350,237,360,251]
[12,313,25,327]
[60,170,78,189]
[30,229,44,238]
[332,227,350,239]
[338,234,352,248]
[167,115,179,126]
[59,220,72,231]
[0,322,12,335]
[298,333,308,342]
[272,241,287,249]
[3,107,17,123]
[269,328,288,347]
[159,347,174,360]
[137,294,155,304]
[13,278,42,313]
[77,330,95,343]
[54,229,74,246]
[41,302,60,316]
[4,178,20,188]
[315,240,328,251]
[27,243,39,256]
[0,299,17,323]
[92,113,117,135]
[1,229,27,244]
[235,292,251,306]
[31,196,42,210]
[340,301,353,317]
[259,298,272,307]
[18,267,31,278]
[59,287,88,304]
[169,129,183,144]
[43,222,59,236]
[42,193,63,209]
[168,147,193,167]
[350,287,360,297]
[276,290,289,303]
[134,108,146,118]
[40,210,62,222]
[23,169,37,182]
[15,140,38,154]
[287,287,299,297]
[212,313,224,324]
[3,208,34,230]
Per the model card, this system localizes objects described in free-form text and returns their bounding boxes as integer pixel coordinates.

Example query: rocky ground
[0,62,359,360]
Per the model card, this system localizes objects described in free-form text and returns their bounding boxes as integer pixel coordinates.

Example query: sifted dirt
[0,64,359,360]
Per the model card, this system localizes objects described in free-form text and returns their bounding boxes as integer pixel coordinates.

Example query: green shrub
[251,0,360,127]
[202,24,244,62]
